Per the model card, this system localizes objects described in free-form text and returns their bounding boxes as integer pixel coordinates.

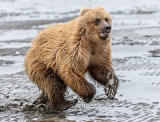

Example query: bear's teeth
[100,33,106,37]
[100,33,109,38]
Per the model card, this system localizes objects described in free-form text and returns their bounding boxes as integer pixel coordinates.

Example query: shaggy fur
[24,7,119,111]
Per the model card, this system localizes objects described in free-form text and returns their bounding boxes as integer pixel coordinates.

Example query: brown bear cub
[24,7,119,111]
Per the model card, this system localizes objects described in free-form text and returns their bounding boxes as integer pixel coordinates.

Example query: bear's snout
[99,21,111,40]
[104,25,111,33]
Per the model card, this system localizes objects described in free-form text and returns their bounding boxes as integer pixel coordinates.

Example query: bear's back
[24,17,79,71]
[34,18,78,46]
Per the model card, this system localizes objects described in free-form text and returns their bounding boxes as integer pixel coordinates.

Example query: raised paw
[104,72,119,99]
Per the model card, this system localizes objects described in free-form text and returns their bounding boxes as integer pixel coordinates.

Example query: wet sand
[0,0,160,121]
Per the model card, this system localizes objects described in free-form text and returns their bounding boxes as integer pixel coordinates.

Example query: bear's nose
[104,26,111,33]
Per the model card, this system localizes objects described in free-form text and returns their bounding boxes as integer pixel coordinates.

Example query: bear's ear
[96,6,105,10]
[80,7,91,16]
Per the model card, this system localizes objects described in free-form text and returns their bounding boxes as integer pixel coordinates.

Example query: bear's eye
[95,18,100,24]
[105,18,109,22]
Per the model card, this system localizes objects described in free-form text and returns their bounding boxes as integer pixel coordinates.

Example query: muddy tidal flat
[0,0,160,121]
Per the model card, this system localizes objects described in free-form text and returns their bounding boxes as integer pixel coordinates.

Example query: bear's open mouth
[99,32,109,39]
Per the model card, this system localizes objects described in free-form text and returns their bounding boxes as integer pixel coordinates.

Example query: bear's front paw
[82,84,96,103]
[104,72,119,99]
[82,96,93,103]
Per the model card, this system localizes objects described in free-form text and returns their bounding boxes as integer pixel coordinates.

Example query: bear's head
[79,7,112,42]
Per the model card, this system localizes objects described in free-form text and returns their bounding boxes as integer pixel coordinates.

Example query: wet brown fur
[24,7,116,110]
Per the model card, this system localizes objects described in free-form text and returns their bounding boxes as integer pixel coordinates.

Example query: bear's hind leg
[42,68,77,111]
[33,90,48,105]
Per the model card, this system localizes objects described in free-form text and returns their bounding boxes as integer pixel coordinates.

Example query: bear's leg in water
[37,68,77,111]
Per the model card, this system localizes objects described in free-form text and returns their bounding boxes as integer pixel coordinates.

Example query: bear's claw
[105,72,119,99]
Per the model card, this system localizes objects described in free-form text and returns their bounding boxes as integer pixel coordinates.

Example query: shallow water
[0,0,160,121]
